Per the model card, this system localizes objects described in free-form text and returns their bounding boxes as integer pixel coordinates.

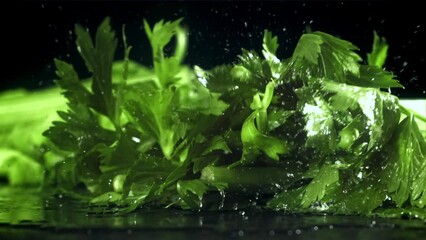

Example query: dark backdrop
[2,1,425,98]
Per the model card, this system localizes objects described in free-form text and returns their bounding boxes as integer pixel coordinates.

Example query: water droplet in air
[232,203,239,210]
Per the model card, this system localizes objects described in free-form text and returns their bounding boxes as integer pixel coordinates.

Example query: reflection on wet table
[1,187,426,239]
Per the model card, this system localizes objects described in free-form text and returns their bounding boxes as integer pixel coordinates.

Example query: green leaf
[90,191,122,205]
[54,59,91,104]
[192,136,231,173]
[262,30,279,56]
[241,112,288,161]
[201,136,231,155]
[267,187,305,211]
[328,172,387,213]
[267,109,294,131]
[144,18,187,88]
[177,80,229,116]
[124,87,187,159]
[290,31,362,83]
[99,135,138,172]
[75,17,118,119]
[337,116,364,150]
[241,82,289,162]
[230,65,252,82]
[347,65,403,89]
[158,158,192,194]
[123,155,176,208]
[262,30,283,80]
[233,50,272,86]
[301,97,338,153]
[177,179,208,209]
[324,81,401,152]
[144,19,183,57]
[382,115,426,207]
[367,31,388,68]
[115,25,133,126]
[44,103,114,153]
[300,164,339,208]
[293,33,323,65]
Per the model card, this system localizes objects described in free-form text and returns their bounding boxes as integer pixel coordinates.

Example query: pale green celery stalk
[0,87,65,127]
[0,149,44,186]
[0,87,67,152]
[201,165,298,193]
[0,87,67,186]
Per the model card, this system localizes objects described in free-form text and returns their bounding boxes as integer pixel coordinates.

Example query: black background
[2,1,425,98]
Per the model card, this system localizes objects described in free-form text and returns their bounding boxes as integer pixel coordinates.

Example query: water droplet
[232,203,239,210]
[219,189,225,210]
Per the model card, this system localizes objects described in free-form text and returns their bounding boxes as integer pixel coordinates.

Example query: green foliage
[300,165,340,208]
[347,65,403,88]
[290,31,362,83]
[240,82,290,163]
[75,17,118,120]
[1,18,425,220]
[367,31,388,68]
[381,115,426,207]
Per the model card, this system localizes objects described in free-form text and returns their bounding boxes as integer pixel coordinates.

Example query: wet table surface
[1,187,426,240]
